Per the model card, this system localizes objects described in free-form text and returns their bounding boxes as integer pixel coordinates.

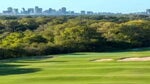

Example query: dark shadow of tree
[0,63,41,76]
[7,55,70,63]
[15,60,68,63]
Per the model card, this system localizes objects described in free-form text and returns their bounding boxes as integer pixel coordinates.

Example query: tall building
[7,7,13,13]
[62,7,66,13]
[35,6,38,13]
[28,8,34,14]
[13,8,19,14]
[35,6,42,14]
[21,8,27,14]
[48,8,53,13]
[81,11,86,15]
[3,7,13,14]
[70,11,74,14]
[59,7,67,14]
[146,9,150,14]
[1,6,97,15]
[87,11,94,15]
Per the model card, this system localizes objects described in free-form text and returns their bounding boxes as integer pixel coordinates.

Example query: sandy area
[92,57,150,62]
[118,57,150,62]
[93,59,114,62]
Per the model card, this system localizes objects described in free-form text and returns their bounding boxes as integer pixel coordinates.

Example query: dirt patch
[118,57,150,62]
[92,59,114,62]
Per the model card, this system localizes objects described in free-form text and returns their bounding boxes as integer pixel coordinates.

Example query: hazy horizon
[0,0,149,13]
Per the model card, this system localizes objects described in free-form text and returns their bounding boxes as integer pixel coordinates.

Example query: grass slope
[0,48,150,84]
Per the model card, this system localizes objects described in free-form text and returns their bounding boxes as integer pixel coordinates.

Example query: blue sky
[0,0,149,13]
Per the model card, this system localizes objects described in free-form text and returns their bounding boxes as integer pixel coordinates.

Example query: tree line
[0,15,150,59]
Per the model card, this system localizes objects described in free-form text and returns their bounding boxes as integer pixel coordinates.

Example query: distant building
[70,11,74,14]
[67,11,75,15]
[13,8,19,14]
[28,8,34,14]
[2,6,148,16]
[81,11,86,15]
[59,7,67,14]
[7,7,13,13]
[44,8,56,15]
[146,9,150,14]
[35,6,42,14]
[21,8,28,14]
[62,7,67,13]
[3,7,13,14]
[48,8,53,13]
[1,6,98,15]
[35,6,38,13]
[87,11,94,15]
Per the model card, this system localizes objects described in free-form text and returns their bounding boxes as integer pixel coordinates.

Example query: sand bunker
[93,59,114,62]
[118,57,150,62]
[92,57,150,62]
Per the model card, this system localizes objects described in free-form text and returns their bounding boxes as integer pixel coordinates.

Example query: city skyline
[0,0,150,13]
[0,6,150,16]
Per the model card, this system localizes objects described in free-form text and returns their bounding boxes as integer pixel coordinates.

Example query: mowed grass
[0,48,150,84]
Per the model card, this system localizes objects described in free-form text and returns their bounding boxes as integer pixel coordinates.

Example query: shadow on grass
[15,60,68,63]
[0,63,41,76]
[69,53,87,55]
[0,55,54,63]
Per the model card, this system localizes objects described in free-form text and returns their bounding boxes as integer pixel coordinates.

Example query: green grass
[0,48,150,84]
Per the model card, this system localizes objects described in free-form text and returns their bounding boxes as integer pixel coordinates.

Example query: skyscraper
[7,7,13,13]
[146,9,150,14]
[28,8,34,14]
[13,8,19,14]
[59,7,67,14]
[81,11,86,15]
[87,11,94,15]
[35,6,43,14]
[3,7,13,14]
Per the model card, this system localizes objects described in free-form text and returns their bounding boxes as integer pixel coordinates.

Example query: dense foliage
[0,15,150,59]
